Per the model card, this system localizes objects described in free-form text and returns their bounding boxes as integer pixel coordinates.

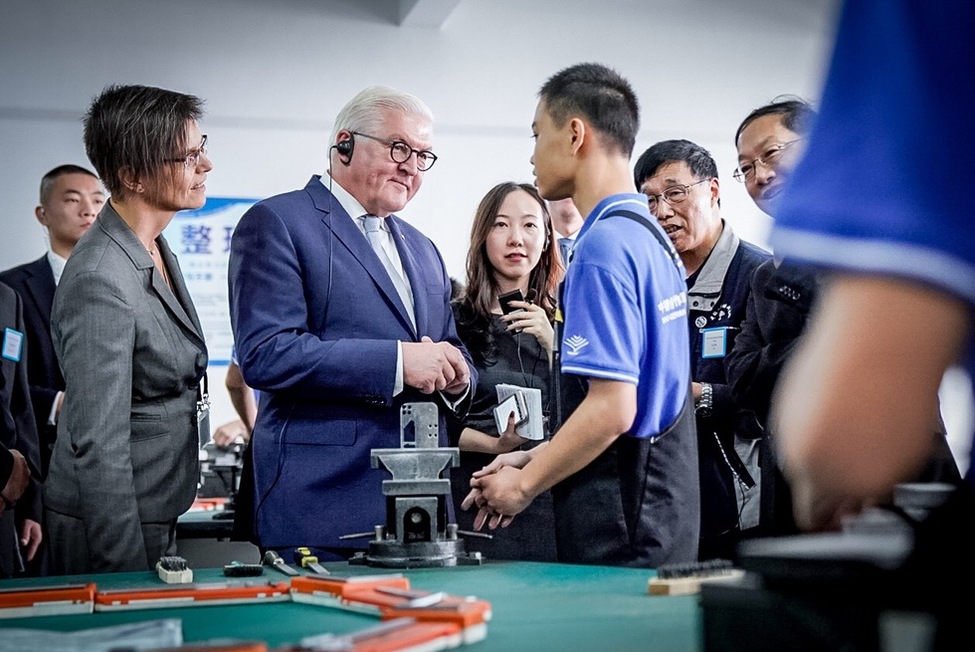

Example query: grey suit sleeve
[53,270,147,571]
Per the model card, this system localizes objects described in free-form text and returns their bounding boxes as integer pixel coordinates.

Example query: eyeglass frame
[644,178,710,213]
[732,138,804,182]
[351,131,438,171]
[166,134,208,169]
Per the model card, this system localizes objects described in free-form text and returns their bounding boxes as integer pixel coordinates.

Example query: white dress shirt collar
[47,249,68,286]
[321,173,370,228]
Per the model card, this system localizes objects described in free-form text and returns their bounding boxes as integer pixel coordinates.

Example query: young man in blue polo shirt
[467,62,699,567]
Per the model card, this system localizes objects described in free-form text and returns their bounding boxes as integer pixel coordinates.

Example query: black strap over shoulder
[600,209,682,272]
[553,207,684,435]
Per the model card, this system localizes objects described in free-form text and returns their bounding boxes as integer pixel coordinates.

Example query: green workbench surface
[0,561,703,651]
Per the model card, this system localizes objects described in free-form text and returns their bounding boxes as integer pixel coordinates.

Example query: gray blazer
[46,203,207,571]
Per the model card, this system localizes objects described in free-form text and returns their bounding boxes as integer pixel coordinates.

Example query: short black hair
[734,95,816,146]
[83,84,204,200]
[633,139,719,187]
[39,164,98,203]
[539,62,639,156]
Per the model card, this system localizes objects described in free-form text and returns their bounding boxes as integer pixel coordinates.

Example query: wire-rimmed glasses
[166,134,208,169]
[733,138,803,182]
[645,178,709,214]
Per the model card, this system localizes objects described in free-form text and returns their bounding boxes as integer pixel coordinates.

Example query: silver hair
[328,86,434,165]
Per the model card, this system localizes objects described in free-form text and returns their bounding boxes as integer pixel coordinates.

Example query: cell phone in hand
[498,289,525,315]
[493,391,529,435]
[512,391,529,425]
[495,384,544,440]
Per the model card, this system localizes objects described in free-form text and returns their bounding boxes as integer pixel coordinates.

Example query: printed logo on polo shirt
[658,292,687,324]
[565,335,589,355]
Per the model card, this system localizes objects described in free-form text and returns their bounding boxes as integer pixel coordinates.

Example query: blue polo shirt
[770,0,975,484]
[561,194,690,439]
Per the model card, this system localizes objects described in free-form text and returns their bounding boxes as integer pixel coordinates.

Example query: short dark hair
[539,63,639,156]
[633,139,719,187]
[83,84,205,200]
[734,95,817,147]
[39,164,98,203]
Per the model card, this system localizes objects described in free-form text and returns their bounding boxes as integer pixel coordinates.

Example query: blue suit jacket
[228,176,475,549]
[0,256,62,477]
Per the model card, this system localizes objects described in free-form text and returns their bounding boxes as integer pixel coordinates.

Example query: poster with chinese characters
[163,197,257,365]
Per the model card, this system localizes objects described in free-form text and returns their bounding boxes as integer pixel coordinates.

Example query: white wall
[0,0,843,427]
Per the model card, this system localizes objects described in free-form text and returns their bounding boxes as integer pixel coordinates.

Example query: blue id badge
[2,328,24,362]
[701,327,728,359]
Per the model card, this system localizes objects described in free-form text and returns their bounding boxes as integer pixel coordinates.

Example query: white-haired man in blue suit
[229,85,475,561]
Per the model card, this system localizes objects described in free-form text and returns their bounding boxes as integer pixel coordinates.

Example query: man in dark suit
[634,139,771,560]
[0,281,43,577]
[0,165,104,478]
[727,97,958,538]
[229,86,475,561]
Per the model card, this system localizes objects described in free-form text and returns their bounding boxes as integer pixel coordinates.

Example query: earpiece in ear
[334,135,354,165]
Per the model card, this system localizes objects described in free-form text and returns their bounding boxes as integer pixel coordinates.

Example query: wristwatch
[695,382,713,418]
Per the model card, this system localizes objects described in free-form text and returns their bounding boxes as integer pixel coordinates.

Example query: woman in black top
[448,182,563,561]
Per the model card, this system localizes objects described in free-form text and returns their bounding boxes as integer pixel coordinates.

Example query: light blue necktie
[362,215,415,326]
[559,237,574,266]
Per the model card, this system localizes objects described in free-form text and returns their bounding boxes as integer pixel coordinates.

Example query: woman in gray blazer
[45,84,211,573]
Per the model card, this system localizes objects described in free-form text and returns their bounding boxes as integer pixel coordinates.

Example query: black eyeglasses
[644,178,709,214]
[733,138,803,182]
[352,132,438,171]
[166,134,208,169]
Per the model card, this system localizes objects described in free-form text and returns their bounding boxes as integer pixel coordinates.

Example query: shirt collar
[47,249,67,286]
[320,173,372,226]
[688,220,740,296]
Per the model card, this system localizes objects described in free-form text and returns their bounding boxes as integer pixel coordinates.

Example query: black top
[0,256,62,478]
[448,312,557,562]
